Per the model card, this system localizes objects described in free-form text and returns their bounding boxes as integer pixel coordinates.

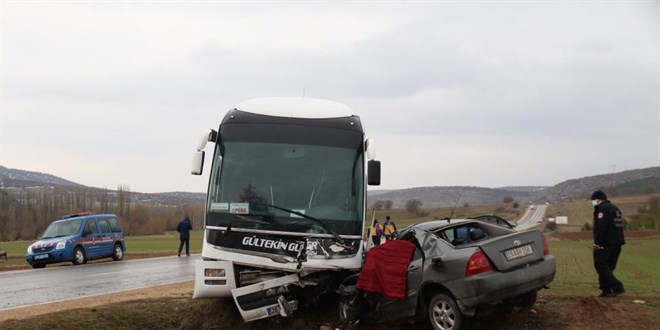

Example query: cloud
[1,1,658,193]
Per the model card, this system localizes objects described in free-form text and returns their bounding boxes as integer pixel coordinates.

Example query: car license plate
[33,254,49,261]
[504,245,533,261]
[267,305,280,316]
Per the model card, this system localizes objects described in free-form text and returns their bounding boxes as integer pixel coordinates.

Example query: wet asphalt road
[516,204,547,231]
[0,255,198,311]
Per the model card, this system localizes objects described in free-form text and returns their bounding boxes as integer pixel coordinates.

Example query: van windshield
[41,219,84,239]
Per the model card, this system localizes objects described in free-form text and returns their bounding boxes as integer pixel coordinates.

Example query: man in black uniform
[177,216,193,257]
[590,190,625,297]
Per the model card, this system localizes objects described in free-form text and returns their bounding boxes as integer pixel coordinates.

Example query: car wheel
[338,293,364,326]
[504,290,537,309]
[32,263,46,269]
[429,293,462,330]
[112,243,124,261]
[72,247,86,265]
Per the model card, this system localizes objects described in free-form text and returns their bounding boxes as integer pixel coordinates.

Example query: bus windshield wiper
[224,214,269,237]
[267,204,344,243]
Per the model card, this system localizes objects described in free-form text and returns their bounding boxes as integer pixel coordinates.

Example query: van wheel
[72,247,86,265]
[32,264,46,269]
[112,243,124,261]
[429,293,462,330]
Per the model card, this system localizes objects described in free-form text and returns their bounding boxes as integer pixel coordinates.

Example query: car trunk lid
[478,229,545,271]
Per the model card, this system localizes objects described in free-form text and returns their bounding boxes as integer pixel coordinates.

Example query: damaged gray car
[339,218,556,330]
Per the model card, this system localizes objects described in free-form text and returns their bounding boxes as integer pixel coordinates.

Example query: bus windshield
[207,141,364,235]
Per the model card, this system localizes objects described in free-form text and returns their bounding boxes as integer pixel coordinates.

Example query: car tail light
[541,234,549,256]
[465,250,494,277]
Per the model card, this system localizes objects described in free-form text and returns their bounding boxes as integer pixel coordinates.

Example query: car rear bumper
[454,255,556,310]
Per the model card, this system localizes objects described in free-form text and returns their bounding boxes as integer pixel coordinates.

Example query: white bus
[190,97,380,321]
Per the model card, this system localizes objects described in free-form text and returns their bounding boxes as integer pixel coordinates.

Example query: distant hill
[0,165,84,188]
[0,165,205,206]
[367,167,659,208]
[367,186,545,208]
[534,166,659,202]
[2,164,657,208]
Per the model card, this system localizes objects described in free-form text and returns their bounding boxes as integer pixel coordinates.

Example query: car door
[379,245,424,322]
[83,219,101,257]
[96,218,114,256]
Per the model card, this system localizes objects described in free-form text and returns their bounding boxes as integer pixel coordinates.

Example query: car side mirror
[432,257,443,269]
[83,230,92,237]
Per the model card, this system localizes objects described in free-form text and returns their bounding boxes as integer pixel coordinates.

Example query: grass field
[546,238,660,296]
[545,194,653,231]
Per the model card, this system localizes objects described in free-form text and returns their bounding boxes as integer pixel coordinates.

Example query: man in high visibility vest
[383,216,397,240]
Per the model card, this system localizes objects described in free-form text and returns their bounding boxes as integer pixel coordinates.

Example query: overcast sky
[1,1,658,193]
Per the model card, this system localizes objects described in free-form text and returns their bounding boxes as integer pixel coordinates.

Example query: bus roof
[235,97,354,119]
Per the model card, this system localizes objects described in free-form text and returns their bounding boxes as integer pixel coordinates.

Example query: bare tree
[405,199,423,216]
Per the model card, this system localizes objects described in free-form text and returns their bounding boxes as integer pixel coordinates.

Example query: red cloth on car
[356,239,416,300]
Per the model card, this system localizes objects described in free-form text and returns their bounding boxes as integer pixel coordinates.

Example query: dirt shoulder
[2,284,659,329]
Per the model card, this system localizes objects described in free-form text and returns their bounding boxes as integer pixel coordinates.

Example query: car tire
[504,290,537,309]
[72,247,86,265]
[338,292,364,326]
[112,243,124,261]
[429,293,462,330]
[32,263,46,269]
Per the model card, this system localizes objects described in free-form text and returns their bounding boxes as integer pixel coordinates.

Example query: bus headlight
[205,268,226,277]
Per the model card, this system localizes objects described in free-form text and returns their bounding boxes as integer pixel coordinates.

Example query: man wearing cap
[590,190,625,298]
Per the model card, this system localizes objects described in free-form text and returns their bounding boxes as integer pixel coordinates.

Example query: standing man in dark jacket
[590,190,625,297]
[177,216,193,257]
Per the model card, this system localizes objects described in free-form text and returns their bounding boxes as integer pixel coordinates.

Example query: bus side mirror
[191,129,216,176]
[191,151,205,175]
[365,138,376,160]
[368,160,381,186]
